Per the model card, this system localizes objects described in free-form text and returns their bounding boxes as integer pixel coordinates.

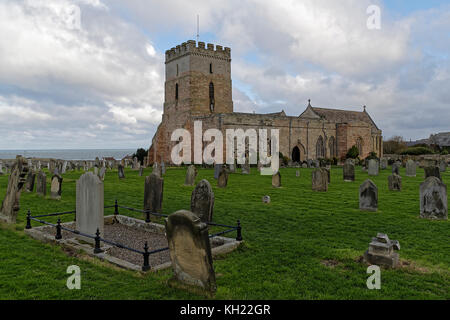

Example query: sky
[0,0,449,149]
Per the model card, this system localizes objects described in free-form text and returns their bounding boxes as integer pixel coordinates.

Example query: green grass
[0,166,449,299]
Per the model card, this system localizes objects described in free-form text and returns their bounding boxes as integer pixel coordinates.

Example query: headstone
[139,167,144,177]
[296,170,300,177]
[359,179,378,211]
[368,159,379,176]
[98,167,106,181]
[272,171,281,188]
[144,173,164,214]
[184,165,197,186]
[165,210,216,293]
[217,167,228,188]
[161,161,166,175]
[152,162,162,177]
[61,161,67,174]
[241,163,250,175]
[229,163,235,173]
[388,173,402,191]
[323,167,330,183]
[191,179,214,223]
[419,177,447,220]
[363,233,400,268]
[262,195,271,203]
[25,171,36,192]
[94,167,99,176]
[439,160,446,173]
[392,162,401,175]
[36,171,47,196]
[380,158,387,170]
[405,160,416,177]
[343,160,355,182]
[312,168,328,192]
[118,164,125,179]
[424,166,441,181]
[0,156,29,223]
[50,175,63,200]
[214,164,221,179]
[75,172,104,243]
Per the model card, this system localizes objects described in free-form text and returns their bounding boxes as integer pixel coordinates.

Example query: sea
[0,149,136,160]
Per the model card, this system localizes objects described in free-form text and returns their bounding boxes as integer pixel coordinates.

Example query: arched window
[356,137,363,156]
[209,82,215,112]
[328,136,336,158]
[316,136,324,158]
[175,83,179,101]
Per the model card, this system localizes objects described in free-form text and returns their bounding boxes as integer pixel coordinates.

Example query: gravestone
[165,210,216,293]
[323,167,331,183]
[312,168,328,192]
[161,161,166,175]
[62,161,67,174]
[94,167,99,176]
[98,167,106,181]
[392,161,401,175]
[343,160,355,182]
[118,164,125,179]
[76,172,104,243]
[272,171,281,188]
[368,159,379,176]
[152,162,162,177]
[439,160,446,173]
[25,171,36,192]
[388,173,402,191]
[296,170,300,177]
[217,167,228,188]
[50,175,63,200]
[191,179,214,223]
[144,173,164,215]
[0,156,29,223]
[139,167,144,177]
[380,158,387,170]
[36,171,47,196]
[363,233,400,268]
[241,163,250,175]
[262,195,271,203]
[229,163,235,173]
[184,165,197,186]
[424,166,441,181]
[214,164,221,179]
[405,160,416,177]
[419,177,447,220]
[359,179,378,211]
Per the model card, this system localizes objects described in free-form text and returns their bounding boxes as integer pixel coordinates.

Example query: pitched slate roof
[430,132,450,147]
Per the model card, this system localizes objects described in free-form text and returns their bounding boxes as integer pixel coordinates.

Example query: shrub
[400,147,434,155]
[346,145,359,159]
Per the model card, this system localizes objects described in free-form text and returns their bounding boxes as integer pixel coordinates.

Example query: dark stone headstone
[36,171,46,196]
[118,164,125,179]
[191,179,214,223]
[343,160,355,182]
[214,164,221,179]
[359,179,378,211]
[217,167,228,188]
[424,166,441,181]
[144,173,164,215]
[388,173,402,191]
[25,171,36,192]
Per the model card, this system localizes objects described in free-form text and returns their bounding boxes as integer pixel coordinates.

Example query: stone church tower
[148,40,383,165]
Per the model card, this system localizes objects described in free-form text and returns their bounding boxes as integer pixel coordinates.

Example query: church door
[292,146,300,162]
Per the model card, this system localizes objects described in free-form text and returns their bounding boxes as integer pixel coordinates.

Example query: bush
[365,152,378,161]
[346,145,359,159]
[400,147,434,155]
[441,149,449,155]
[132,148,148,164]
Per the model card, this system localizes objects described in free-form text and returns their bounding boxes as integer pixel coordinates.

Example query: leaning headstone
[368,159,379,176]
[272,171,281,188]
[419,177,447,220]
[0,156,29,223]
[363,233,400,268]
[191,179,214,223]
[424,166,441,181]
[214,164,221,179]
[217,167,228,188]
[343,160,355,182]
[25,171,36,192]
[359,179,378,211]
[144,173,164,215]
[312,168,328,192]
[36,171,47,196]
[118,164,125,179]
[184,165,197,186]
[439,160,446,173]
[98,167,106,181]
[405,160,416,177]
[388,173,402,191]
[50,175,63,200]
[165,210,216,294]
[75,172,104,243]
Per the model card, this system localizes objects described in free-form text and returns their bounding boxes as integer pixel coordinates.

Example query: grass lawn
[0,166,448,300]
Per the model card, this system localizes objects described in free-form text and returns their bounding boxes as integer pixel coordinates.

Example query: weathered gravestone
[312,168,328,192]
[359,179,378,211]
[368,159,379,176]
[139,167,144,177]
[405,160,416,177]
[161,161,166,175]
[388,173,402,191]
[241,163,250,175]
[323,167,331,183]
[76,172,104,243]
[217,167,228,188]
[144,173,164,215]
[296,170,300,177]
[380,158,387,170]
[98,167,106,181]
[36,171,47,196]
[94,167,99,176]
[392,161,401,175]
[165,210,216,293]
[419,177,447,220]
[439,160,446,173]
[363,233,400,268]
[50,175,63,200]
[0,156,29,223]
[343,160,355,182]
[152,162,162,177]
[191,179,214,223]
[424,166,441,181]
[118,164,125,179]
[214,164,221,179]
[229,163,235,173]
[184,165,197,186]
[25,171,36,192]
[272,171,281,188]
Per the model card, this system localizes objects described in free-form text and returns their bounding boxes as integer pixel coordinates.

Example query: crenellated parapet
[165,40,231,63]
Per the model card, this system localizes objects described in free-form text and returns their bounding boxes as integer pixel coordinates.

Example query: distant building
[408,132,450,149]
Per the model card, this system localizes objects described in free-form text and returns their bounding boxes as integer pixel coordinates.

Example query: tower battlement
[165,40,231,63]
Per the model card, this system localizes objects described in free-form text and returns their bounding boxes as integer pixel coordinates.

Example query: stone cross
[420,177,447,220]
[359,179,378,211]
[191,179,215,223]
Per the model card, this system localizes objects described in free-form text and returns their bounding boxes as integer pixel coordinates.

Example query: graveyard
[0,163,448,299]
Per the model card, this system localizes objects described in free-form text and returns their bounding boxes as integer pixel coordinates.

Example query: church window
[210,63,213,74]
[316,136,325,158]
[209,82,215,112]
[175,83,179,101]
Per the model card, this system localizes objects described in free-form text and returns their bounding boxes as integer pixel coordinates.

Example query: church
[147,40,383,165]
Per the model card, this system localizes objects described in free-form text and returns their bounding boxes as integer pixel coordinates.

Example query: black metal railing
[25,200,243,271]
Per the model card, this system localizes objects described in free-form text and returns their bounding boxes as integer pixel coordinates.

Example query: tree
[383,136,407,154]
[346,145,359,159]
[132,148,148,164]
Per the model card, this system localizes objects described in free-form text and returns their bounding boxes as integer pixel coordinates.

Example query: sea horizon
[0,148,137,161]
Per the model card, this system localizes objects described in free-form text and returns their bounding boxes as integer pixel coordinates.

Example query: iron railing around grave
[25,200,242,272]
